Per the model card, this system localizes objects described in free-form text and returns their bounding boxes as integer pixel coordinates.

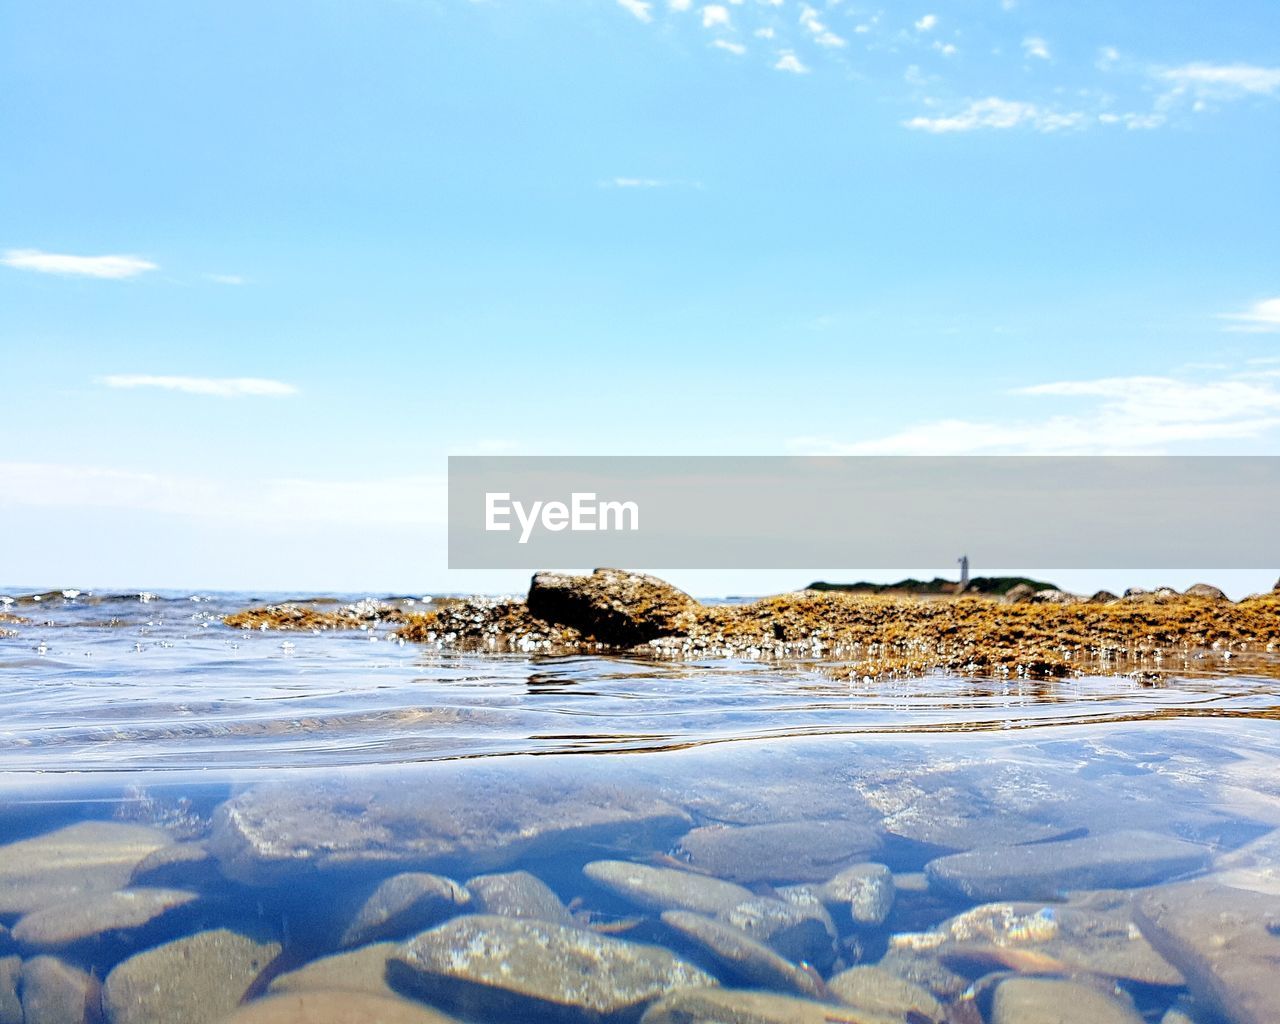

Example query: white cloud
[701,4,730,28]
[1160,62,1280,97]
[617,0,653,22]
[100,375,298,398]
[713,39,746,54]
[1097,46,1121,70]
[1023,35,1050,60]
[933,41,957,57]
[205,273,245,286]
[1220,297,1280,333]
[774,50,809,74]
[792,370,1280,455]
[754,27,775,39]
[905,97,1086,133]
[1,249,157,279]
[915,14,937,31]
[669,0,692,9]
[799,5,845,47]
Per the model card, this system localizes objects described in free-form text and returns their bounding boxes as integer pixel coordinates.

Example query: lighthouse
[957,555,970,592]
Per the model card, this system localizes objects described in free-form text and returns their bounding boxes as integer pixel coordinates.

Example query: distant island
[805,576,1057,596]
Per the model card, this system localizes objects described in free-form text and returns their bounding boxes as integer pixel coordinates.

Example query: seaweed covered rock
[526,569,698,645]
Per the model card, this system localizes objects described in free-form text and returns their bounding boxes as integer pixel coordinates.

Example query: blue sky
[1,0,1278,595]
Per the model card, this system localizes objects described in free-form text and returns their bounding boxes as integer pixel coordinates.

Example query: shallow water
[2,589,1279,1023]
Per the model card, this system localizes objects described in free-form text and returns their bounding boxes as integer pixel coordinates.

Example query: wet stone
[20,956,97,1024]
[212,778,688,885]
[991,977,1144,1024]
[526,568,698,646]
[660,911,825,998]
[0,956,20,1024]
[583,860,753,916]
[720,896,835,970]
[827,965,945,1024]
[340,872,470,947]
[874,947,972,1001]
[103,926,282,1024]
[12,887,200,950]
[640,987,871,1024]
[129,842,221,888]
[221,991,460,1024]
[925,830,1210,900]
[389,913,715,1023]
[674,820,882,884]
[0,822,172,915]
[1135,882,1280,1024]
[464,870,572,924]
[817,863,895,925]
[268,943,399,999]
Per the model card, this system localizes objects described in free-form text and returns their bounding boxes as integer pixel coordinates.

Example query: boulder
[674,820,882,884]
[925,830,1210,900]
[659,911,825,998]
[1184,583,1227,600]
[1135,882,1280,1024]
[340,873,469,947]
[268,943,399,999]
[129,842,221,888]
[389,914,713,1023]
[218,992,459,1024]
[815,863,895,925]
[719,896,835,969]
[640,987,872,1024]
[19,956,97,1024]
[582,861,753,916]
[464,871,572,924]
[526,569,697,645]
[827,966,944,1023]
[991,977,1144,1024]
[12,887,199,951]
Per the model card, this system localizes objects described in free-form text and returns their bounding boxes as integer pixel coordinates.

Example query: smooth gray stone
[465,870,572,924]
[925,830,1210,900]
[817,863,895,925]
[1135,882,1280,1024]
[583,860,753,915]
[389,914,714,1023]
[660,911,825,998]
[827,965,944,1024]
[129,842,221,888]
[0,822,171,915]
[268,943,399,998]
[340,872,469,947]
[640,987,870,1024]
[19,956,96,1024]
[719,896,835,970]
[991,977,1144,1024]
[220,991,460,1024]
[675,820,882,884]
[0,956,21,1024]
[103,927,281,1024]
[12,887,199,950]
[212,778,688,885]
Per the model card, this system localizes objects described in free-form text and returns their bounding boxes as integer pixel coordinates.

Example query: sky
[1,0,1278,597]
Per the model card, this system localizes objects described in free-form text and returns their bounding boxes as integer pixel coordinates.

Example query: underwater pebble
[826,965,945,1024]
[12,887,200,950]
[0,956,21,1024]
[340,872,470,947]
[219,991,459,1024]
[660,910,826,998]
[464,870,573,924]
[640,986,871,1024]
[991,977,1144,1024]
[20,956,97,1024]
[720,895,835,970]
[583,860,753,916]
[268,943,399,999]
[817,862,895,925]
[675,820,882,884]
[129,842,221,889]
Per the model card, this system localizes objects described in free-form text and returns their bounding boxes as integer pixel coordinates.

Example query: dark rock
[1090,590,1120,603]
[389,914,714,1023]
[926,830,1210,900]
[1135,882,1280,1024]
[660,911,825,997]
[102,927,281,1024]
[221,992,459,1023]
[340,872,469,947]
[268,943,399,999]
[0,822,171,915]
[827,965,945,1023]
[19,956,97,1024]
[674,820,882,884]
[526,569,697,645]
[12,888,199,951]
[583,860,753,916]
[211,776,688,885]
[465,870,572,924]
[129,842,220,888]
[991,977,1144,1024]
[718,896,835,970]
[640,987,869,1024]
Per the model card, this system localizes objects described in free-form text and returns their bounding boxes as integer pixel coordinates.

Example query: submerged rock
[990,977,1144,1024]
[1135,882,1280,1024]
[129,842,221,888]
[674,820,882,884]
[340,872,470,947]
[815,863,895,925]
[0,956,21,1024]
[19,956,98,1024]
[640,987,870,1024]
[660,911,825,998]
[925,830,1210,900]
[268,943,399,999]
[103,927,281,1024]
[0,822,171,915]
[389,914,714,1023]
[219,992,459,1024]
[211,777,688,885]
[465,870,572,924]
[583,860,753,916]
[12,887,199,950]
[719,896,835,970]
[826,965,944,1024]
[526,569,698,646]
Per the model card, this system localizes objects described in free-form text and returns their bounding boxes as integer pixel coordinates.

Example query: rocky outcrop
[526,569,698,645]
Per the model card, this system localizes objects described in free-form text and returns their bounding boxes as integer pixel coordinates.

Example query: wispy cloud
[616,0,653,23]
[1023,35,1051,60]
[799,5,845,48]
[2,249,157,279]
[601,176,701,190]
[792,369,1280,455]
[1220,297,1280,333]
[1159,62,1280,97]
[774,50,809,74]
[101,375,298,398]
[712,39,746,55]
[905,97,1086,133]
[205,273,245,286]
